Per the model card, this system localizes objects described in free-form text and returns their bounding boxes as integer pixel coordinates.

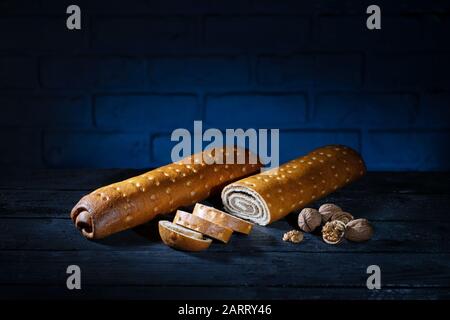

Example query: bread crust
[159,221,212,251]
[222,145,366,225]
[71,147,261,239]
[173,210,233,243]
[193,203,253,234]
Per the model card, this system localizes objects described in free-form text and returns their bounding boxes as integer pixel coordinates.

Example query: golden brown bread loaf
[221,145,366,225]
[71,147,261,239]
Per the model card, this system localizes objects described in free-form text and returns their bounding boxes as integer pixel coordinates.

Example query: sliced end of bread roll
[174,210,233,243]
[193,203,253,234]
[159,220,212,251]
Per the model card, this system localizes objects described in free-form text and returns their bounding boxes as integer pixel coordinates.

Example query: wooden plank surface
[1,251,449,287]
[0,170,449,300]
[0,218,449,253]
[3,286,450,300]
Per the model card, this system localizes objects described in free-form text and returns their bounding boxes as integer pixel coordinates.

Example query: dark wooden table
[1,170,449,300]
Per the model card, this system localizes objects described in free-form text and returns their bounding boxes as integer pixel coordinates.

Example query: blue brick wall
[1,0,449,170]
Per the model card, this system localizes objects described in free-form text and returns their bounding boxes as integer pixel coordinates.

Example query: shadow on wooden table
[93,217,168,247]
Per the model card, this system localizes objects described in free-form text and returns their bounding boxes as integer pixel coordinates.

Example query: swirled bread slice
[173,210,233,243]
[193,203,253,234]
[159,220,212,251]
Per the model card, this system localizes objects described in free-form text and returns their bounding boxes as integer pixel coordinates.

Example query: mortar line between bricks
[36,56,43,89]
[92,92,201,97]
[199,90,206,121]
[87,13,93,51]
[87,13,216,19]
[248,54,256,87]
[0,14,84,18]
[91,95,97,128]
[199,14,206,47]
[39,129,44,168]
[413,91,421,125]
[367,128,450,134]
[358,129,364,154]
[307,85,314,123]
[194,14,202,49]
[360,50,366,87]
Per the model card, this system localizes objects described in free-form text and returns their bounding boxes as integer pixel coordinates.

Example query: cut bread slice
[159,220,212,251]
[173,210,233,243]
[193,203,253,234]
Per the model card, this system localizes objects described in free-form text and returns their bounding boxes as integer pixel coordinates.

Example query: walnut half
[283,230,304,243]
[322,220,346,244]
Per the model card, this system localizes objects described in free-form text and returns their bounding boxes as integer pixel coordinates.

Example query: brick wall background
[1,0,449,170]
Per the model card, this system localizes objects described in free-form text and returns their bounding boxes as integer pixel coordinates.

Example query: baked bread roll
[193,203,253,234]
[71,147,261,239]
[221,145,366,225]
[173,210,233,243]
[159,220,212,251]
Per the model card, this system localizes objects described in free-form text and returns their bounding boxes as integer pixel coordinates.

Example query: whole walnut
[298,208,322,232]
[318,203,342,223]
[345,218,373,242]
[331,211,354,225]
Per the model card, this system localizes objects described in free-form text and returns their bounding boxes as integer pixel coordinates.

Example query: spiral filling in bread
[221,185,270,225]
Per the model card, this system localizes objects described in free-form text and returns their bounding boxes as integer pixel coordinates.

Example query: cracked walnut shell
[331,211,354,225]
[345,218,373,242]
[298,208,322,232]
[322,220,346,244]
[318,203,342,223]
